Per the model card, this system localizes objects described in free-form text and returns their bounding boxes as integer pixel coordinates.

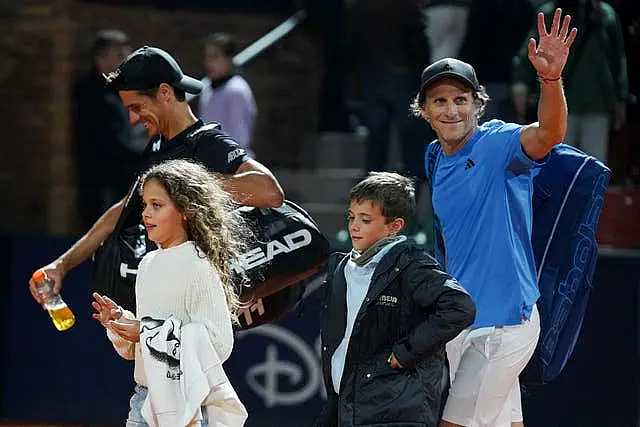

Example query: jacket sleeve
[314,391,339,427]
[605,6,629,102]
[392,259,476,369]
[318,252,347,402]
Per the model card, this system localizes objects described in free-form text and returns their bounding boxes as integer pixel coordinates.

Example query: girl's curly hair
[140,159,252,323]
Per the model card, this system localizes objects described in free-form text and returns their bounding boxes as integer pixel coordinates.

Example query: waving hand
[528,8,578,80]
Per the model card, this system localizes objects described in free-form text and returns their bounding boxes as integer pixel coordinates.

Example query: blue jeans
[127,384,209,426]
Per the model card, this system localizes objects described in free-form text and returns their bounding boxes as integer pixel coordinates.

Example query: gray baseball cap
[418,58,481,99]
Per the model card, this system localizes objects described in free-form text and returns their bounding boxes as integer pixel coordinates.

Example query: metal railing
[233,9,307,67]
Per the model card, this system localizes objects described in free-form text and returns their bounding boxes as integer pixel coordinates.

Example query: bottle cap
[32,270,46,282]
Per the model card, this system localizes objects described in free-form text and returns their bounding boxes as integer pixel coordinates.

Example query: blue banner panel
[522,253,639,427]
[227,297,325,427]
[2,237,134,424]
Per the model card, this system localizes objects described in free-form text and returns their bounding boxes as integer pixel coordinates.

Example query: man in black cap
[29,46,284,306]
[412,9,577,427]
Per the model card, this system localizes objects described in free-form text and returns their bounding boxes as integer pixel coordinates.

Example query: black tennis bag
[92,193,331,326]
[233,201,331,329]
[92,176,150,313]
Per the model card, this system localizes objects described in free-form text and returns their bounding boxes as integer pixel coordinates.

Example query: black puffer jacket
[316,240,475,426]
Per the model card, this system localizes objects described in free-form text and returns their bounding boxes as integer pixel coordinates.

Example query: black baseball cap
[106,45,203,94]
[418,58,481,100]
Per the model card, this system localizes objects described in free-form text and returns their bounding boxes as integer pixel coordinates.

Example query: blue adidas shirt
[429,120,540,327]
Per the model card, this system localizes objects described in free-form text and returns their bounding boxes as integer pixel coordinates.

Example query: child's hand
[388,353,404,369]
[92,292,123,326]
[108,317,141,343]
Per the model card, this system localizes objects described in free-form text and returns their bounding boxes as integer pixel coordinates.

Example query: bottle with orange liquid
[31,270,75,331]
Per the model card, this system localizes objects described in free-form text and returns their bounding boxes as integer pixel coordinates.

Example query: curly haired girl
[92,159,251,426]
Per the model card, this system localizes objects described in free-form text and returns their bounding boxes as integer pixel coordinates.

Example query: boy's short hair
[349,172,416,222]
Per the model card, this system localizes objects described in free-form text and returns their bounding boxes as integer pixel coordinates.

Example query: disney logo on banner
[237,324,326,408]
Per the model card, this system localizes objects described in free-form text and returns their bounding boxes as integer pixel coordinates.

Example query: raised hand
[92,292,123,326]
[528,8,578,80]
[92,292,140,342]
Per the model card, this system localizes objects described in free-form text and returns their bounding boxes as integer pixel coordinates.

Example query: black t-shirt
[122,120,249,228]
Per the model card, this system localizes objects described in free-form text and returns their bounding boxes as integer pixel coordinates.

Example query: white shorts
[442,305,540,427]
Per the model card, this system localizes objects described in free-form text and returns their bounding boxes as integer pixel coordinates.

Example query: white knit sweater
[106,241,234,387]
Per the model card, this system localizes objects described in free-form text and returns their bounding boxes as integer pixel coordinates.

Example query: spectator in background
[72,29,138,229]
[512,0,629,164]
[306,0,353,133]
[458,0,536,121]
[191,33,257,157]
[422,0,471,63]
[503,82,538,125]
[350,0,434,202]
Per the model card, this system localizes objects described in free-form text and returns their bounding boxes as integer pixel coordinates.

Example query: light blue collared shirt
[331,236,406,393]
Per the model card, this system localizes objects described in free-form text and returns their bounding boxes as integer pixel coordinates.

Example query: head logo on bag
[231,201,330,330]
[232,229,313,274]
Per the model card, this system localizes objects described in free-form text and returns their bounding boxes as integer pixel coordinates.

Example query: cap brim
[174,75,203,94]
[420,72,479,98]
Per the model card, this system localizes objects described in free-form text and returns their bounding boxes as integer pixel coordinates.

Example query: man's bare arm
[58,199,125,274]
[29,198,125,303]
[520,78,567,160]
[520,9,577,160]
[219,159,284,208]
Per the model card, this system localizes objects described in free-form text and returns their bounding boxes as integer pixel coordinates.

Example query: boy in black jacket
[317,172,475,427]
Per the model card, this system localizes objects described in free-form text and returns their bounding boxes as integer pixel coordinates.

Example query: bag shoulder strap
[282,200,323,230]
[112,174,142,235]
[110,135,162,236]
[425,141,447,266]
[425,141,442,195]
[186,122,225,158]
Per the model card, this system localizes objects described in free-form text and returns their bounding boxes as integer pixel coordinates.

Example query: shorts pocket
[469,326,504,361]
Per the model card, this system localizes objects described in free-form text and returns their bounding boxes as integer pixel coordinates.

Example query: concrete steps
[273,168,363,205]
[298,131,367,170]
[272,131,368,240]
[274,130,433,247]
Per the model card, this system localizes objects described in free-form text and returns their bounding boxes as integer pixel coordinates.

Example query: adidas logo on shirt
[465,158,476,170]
